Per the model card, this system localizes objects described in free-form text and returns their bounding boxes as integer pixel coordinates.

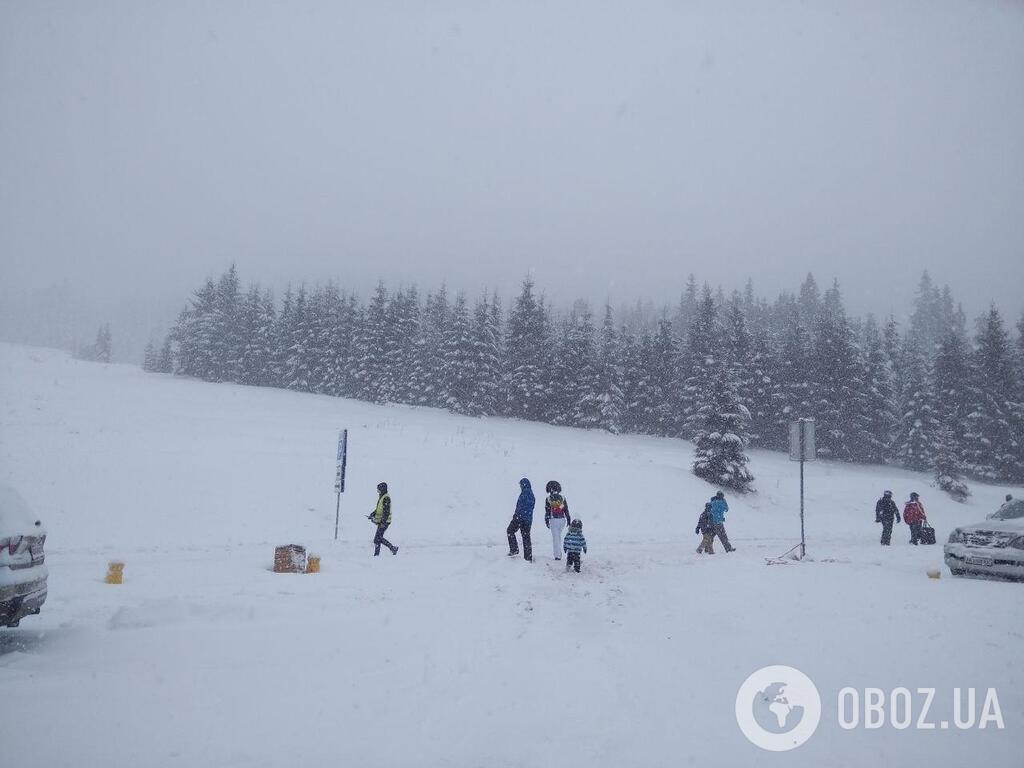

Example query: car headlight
[948,530,965,544]
[1009,536,1024,550]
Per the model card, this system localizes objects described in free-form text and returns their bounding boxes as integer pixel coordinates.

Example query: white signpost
[334,429,348,541]
[789,418,816,559]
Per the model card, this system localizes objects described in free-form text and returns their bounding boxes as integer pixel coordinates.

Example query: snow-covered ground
[1,342,1021,767]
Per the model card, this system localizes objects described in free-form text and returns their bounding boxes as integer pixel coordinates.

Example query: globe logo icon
[736,666,821,751]
[751,681,805,734]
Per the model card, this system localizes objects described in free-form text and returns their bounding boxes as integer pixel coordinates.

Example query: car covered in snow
[944,499,1024,581]
[0,486,48,627]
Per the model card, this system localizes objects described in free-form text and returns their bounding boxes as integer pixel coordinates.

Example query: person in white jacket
[544,480,571,560]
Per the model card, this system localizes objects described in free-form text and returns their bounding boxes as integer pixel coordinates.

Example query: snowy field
[1,342,1022,767]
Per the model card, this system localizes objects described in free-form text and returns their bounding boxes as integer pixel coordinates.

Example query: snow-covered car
[987,497,1024,521]
[944,502,1024,581]
[0,486,48,627]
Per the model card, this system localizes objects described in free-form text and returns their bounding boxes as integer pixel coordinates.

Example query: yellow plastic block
[105,562,125,584]
[306,555,321,574]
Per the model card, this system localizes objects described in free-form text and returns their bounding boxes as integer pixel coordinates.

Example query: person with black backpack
[544,480,571,561]
[874,490,901,546]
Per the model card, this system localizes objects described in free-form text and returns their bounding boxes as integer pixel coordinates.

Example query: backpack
[548,493,567,518]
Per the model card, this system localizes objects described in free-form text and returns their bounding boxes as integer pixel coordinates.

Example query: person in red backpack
[903,491,927,545]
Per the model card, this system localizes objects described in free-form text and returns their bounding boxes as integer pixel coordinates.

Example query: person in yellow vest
[367,482,399,556]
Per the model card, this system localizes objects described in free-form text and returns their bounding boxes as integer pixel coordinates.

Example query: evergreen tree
[142,341,157,371]
[931,321,971,463]
[776,322,814,436]
[692,361,754,492]
[963,307,1024,481]
[810,282,864,461]
[353,282,391,402]
[746,328,780,449]
[439,293,474,414]
[157,335,173,374]
[594,304,625,433]
[212,265,242,382]
[505,277,547,421]
[858,316,898,464]
[559,303,602,429]
[894,340,940,472]
[680,287,719,439]
[92,323,112,363]
[933,420,970,502]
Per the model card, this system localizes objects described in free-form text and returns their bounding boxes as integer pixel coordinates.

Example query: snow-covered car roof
[0,485,44,537]
[989,499,1024,520]
[956,518,1024,534]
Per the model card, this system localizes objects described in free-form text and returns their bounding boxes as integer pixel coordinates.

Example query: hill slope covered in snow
[1,343,1021,767]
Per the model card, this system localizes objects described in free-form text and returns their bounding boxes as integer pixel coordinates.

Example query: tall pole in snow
[799,444,806,559]
[334,429,348,541]
[790,418,814,560]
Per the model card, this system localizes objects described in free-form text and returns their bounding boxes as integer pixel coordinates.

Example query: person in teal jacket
[709,491,735,552]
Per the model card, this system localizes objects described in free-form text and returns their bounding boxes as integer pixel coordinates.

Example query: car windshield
[992,500,1024,520]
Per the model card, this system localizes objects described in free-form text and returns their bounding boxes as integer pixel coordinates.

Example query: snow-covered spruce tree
[283,286,315,393]
[648,319,679,436]
[211,265,242,383]
[390,287,422,404]
[156,335,173,374]
[692,360,754,492]
[931,321,971,463]
[775,321,814,437]
[465,293,502,416]
[439,293,474,414]
[505,276,548,422]
[893,340,940,472]
[724,295,756,431]
[797,272,823,329]
[746,328,780,450]
[810,282,864,461]
[1016,311,1024,400]
[407,287,448,408]
[142,341,157,371]
[672,274,699,341]
[351,282,391,402]
[933,420,970,502]
[680,287,719,439]
[328,293,360,398]
[623,325,659,435]
[594,304,625,433]
[963,307,1024,482]
[563,303,603,429]
[857,315,898,464]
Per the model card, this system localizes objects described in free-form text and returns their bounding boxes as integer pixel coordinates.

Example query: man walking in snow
[507,478,535,561]
[367,482,398,556]
[875,490,901,545]
[709,491,735,552]
[903,491,927,545]
[544,480,571,561]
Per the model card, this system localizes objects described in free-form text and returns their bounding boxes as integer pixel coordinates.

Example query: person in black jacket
[695,502,716,554]
[875,490,901,545]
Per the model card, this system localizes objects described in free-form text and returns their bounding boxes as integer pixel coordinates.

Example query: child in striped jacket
[563,519,587,572]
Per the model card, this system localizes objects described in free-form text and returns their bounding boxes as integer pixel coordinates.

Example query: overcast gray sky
[2,1,1023,358]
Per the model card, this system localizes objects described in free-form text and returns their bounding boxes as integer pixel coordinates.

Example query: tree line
[145,266,1024,494]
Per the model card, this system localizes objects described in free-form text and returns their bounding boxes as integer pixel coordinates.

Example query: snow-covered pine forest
[150,266,1024,488]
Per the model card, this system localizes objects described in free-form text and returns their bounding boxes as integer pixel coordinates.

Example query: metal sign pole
[799,455,806,559]
[334,429,348,541]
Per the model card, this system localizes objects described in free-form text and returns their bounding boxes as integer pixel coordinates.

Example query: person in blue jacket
[709,491,736,552]
[507,478,535,561]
